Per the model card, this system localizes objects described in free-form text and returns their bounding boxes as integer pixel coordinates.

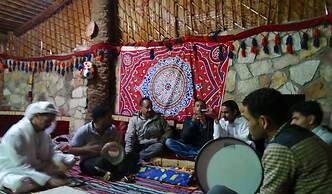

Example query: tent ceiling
[0,0,68,35]
[0,0,330,36]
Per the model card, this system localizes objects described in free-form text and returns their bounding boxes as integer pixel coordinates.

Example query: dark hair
[139,97,152,106]
[242,88,288,125]
[195,99,206,107]
[291,101,323,125]
[222,100,240,117]
[92,105,111,121]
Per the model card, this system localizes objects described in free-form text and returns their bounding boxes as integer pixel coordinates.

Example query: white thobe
[213,116,254,146]
[0,117,56,192]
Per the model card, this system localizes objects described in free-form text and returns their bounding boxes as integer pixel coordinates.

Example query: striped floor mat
[67,165,203,194]
[0,165,202,194]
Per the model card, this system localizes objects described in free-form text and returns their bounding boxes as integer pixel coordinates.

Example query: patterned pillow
[136,165,192,186]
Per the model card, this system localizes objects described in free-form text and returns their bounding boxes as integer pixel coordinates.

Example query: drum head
[101,142,125,165]
[195,137,262,194]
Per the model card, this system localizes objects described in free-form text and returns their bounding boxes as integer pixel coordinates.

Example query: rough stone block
[249,59,273,76]
[272,54,299,70]
[290,60,320,85]
[225,70,236,92]
[271,71,288,89]
[304,79,331,99]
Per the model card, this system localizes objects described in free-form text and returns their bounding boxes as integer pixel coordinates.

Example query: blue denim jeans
[165,138,200,159]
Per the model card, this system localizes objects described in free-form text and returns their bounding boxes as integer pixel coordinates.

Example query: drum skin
[195,137,263,194]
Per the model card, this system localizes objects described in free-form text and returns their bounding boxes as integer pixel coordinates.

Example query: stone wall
[0,70,88,132]
[2,71,30,110]
[224,42,332,128]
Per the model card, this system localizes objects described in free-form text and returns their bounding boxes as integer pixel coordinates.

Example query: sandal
[121,175,136,183]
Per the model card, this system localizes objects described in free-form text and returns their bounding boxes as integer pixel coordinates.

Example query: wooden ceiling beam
[7,0,45,13]
[0,8,32,20]
[28,0,53,7]
[0,17,25,25]
[0,10,30,21]
[14,0,47,10]
[0,2,38,16]
[0,23,18,31]
[16,0,71,36]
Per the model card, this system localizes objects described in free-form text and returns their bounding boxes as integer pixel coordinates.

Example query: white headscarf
[24,101,58,119]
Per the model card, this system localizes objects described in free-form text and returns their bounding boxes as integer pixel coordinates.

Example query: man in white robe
[0,101,69,193]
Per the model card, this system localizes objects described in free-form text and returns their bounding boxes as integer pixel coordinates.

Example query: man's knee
[165,138,175,147]
[152,142,164,152]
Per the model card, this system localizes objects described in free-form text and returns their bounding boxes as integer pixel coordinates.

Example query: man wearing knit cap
[0,101,69,193]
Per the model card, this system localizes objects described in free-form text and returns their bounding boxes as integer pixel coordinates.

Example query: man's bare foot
[140,161,153,166]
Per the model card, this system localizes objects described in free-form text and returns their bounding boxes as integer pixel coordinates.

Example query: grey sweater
[124,113,172,154]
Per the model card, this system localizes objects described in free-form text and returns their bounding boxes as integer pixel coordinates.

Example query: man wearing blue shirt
[291,101,332,147]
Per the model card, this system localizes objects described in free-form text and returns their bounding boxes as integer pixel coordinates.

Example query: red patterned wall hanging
[118,42,230,122]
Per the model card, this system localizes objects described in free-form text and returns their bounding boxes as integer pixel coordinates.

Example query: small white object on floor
[34,186,89,194]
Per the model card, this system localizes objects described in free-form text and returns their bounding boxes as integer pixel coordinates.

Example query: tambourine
[195,137,263,194]
[101,142,125,165]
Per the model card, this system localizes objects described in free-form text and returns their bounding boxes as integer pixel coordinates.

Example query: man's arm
[259,144,296,194]
[61,123,101,156]
[124,117,137,154]
[63,143,102,156]
[235,117,251,140]
[181,117,197,142]
[159,118,173,143]
[213,119,228,139]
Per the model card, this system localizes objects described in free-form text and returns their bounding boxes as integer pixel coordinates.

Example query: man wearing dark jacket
[125,97,173,164]
[165,99,214,158]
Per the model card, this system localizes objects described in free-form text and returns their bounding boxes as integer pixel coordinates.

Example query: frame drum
[195,137,262,194]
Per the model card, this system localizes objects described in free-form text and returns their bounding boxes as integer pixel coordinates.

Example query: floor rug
[67,165,203,194]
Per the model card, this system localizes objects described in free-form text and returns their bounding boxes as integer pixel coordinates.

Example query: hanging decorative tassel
[286,35,293,54]
[28,62,32,72]
[57,64,61,74]
[49,60,53,72]
[37,62,41,73]
[218,45,226,61]
[12,61,17,71]
[8,60,12,72]
[46,61,49,72]
[240,41,246,57]
[149,49,155,59]
[32,62,36,73]
[24,62,28,72]
[228,44,234,59]
[300,32,308,50]
[70,63,74,72]
[96,49,104,62]
[40,61,45,72]
[21,62,25,71]
[250,38,258,55]
[261,36,269,54]
[313,29,320,48]
[193,44,198,60]
[60,62,65,76]
[19,61,23,71]
[33,63,37,73]
[174,37,182,44]
[74,58,79,70]
[166,43,173,51]
[274,34,281,54]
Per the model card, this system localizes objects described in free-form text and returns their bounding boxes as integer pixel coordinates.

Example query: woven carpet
[0,165,202,194]
[67,165,203,194]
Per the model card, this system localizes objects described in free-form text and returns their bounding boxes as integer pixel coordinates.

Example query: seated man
[242,88,332,194]
[291,101,332,147]
[125,97,173,164]
[212,100,252,145]
[165,99,214,159]
[60,105,123,179]
[0,101,68,193]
